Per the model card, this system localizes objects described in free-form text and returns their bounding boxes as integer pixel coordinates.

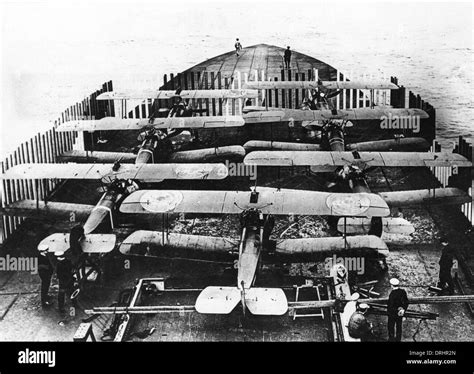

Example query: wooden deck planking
[182,44,336,81]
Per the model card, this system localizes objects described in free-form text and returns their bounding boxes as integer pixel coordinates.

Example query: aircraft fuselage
[237,210,264,290]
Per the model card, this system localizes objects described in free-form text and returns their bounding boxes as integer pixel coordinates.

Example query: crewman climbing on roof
[37,244,53,308]
[387,278,408,341]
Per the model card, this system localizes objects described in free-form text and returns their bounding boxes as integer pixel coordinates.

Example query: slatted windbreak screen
[0,81,115,243]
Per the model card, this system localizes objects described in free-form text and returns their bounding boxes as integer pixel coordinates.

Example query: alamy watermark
[225,160,257,180]
[325,254,365,275]
[380,114,421,133]
[0,255,38,274]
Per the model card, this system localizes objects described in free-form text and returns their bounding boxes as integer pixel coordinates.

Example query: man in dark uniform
[37,244,53,308]
[348,303,373,341]
[438,237,455,295]
[235,38,242,56]
[387,278,408,341]
[56,251,77,314]
[284,46,292,69]
[69,225,86,278]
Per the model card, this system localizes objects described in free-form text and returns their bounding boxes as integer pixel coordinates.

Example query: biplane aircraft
[117,188,391,316]
[75,80,433,156]
[1,161,228,234]
[56,88,257,165]
[240,77,430,153]
[244,150,472,236]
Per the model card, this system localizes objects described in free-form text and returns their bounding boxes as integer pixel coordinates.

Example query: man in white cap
[387,278,408,341]
[37,244,53,307]
[348,303,373,341]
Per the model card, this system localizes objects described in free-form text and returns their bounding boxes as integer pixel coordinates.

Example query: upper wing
[97,89,259,100]
[56,116,245,132]
[58,150,137,163]
[242,108,428,124]
[169,145,246,163]
[243,140,320,153]
[346,138,430,152]
[56,118,147,132]
[152,116,245,129]
[242,81,398,90]
[119,189,390,217]
[244,151,472,168]
[2,163,228,181]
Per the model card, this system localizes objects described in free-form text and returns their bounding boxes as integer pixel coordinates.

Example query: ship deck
[0,44,472,342]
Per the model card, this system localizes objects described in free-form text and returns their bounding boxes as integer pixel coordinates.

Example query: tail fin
[195,287,241,314]
[195,286,288,316]
[245,288,288,316]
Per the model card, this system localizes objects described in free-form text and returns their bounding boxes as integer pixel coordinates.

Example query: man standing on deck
[56,251,77,314]
[37,244,53,308]
[438,237,455,295]
[387,278,408,342]
[235,38,242,56]
[284,46,292,69]
[348,303,373,341]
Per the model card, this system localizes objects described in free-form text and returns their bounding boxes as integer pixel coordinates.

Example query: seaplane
[1,161,228,234]
[117,188,391,316]
[243,150,472,236]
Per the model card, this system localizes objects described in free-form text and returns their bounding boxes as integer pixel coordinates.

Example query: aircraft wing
[321,81,398,90]
[56,118,148,132]
[58,150,137,163]
[242,81,397,90]
[346,138,430,152]
[119,189,390,217]
[0,200,94,220]
[242,108,428,124]
[97,89,259,100]
[243,140,321,153]
[275,235,389,254]
[379,188,472,207]
[169,145,246,163]
[243,109,338,125]
[119,230,238,255]
[2,163,228,181]
[56,116,245,132]
[152,115,245,129]
[244,151,472,168]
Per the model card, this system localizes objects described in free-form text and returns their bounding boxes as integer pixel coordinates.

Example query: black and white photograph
[0,0,473,371]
